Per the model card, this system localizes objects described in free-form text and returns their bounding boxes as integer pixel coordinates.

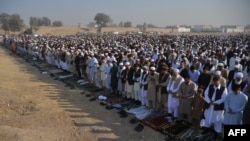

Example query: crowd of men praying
[3,33,250,137]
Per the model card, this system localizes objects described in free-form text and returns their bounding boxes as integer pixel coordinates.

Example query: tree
[147,24,157,28]
[0,13,24,34]
[52,21,63,27]
[29,16,51,27]
[42,17,51,26]
[29,17,38,27]
[8,14,25,32]
[119,21,123,27]
[94,13,112,27]
[124,21,132,27]
[0,13,11,34]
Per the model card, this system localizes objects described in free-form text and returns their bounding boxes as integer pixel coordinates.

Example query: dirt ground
[0,44,166,141]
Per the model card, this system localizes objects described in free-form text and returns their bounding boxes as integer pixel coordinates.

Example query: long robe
[223,92,248,125]
[147,72,159,109]
[110,65,118,91]
[178,81,197,122]
[204,85,227,127]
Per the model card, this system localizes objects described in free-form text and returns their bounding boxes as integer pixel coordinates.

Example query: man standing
[210,70,227,87]
[166,69,184,121]
[224,84,248,125]
[188,65,200,84]
[178,74,197,123]
[110,60,119,95]
[156,67,170,112]
[197,67,212,90]
[123,62,134,99]
[117,62,125,96]
[105,60,113,91]
[140,66,149,108]
[203,76,228,135]
[227,72,248,94]
[74,52,82,79]
[133,64,142,103]
[147,67,159,110]
[100,58,107,89]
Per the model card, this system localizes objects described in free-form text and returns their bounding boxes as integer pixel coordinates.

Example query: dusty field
[0,44,166,141]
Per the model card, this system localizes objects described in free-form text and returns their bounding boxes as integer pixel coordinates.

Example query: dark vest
[142,73,149,90]
[205,85,225,110]
[159,73,169,94]
[122,68,134,85]
[134,69,141,82]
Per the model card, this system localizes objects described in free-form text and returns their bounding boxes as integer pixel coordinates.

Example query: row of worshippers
[81,58,249,130]
[80,51,249,95]
[4,34,250,137]
[4,34,250,79]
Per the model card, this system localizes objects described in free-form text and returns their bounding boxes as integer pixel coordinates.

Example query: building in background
[221,25,245,33]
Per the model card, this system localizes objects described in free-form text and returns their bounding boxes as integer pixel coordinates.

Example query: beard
[235,80,242,84]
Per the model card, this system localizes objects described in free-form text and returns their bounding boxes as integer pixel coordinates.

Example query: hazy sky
[1,0,250,27]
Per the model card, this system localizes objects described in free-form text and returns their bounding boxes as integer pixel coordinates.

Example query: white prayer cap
[173,68,180,73]
[150,67,156,71]
[150,59,155,62]
[235,72,243,78]
[119,62,124,66]
[142,66,148,70]
[125,62,130,66]
[145,58,149,61]
[218,63,224,67]
[235,57,241,62]
[214,70,221,76]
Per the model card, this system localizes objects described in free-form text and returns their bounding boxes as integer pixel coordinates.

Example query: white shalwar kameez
[223,92,248,125]
[204,85,227,133]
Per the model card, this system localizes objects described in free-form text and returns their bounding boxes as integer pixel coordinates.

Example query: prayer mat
[49,69,64,74]
[161,120,192,137]
[140,115,168,131]
[158,123,171,134]
[106,96,127,105]
[144,110,164,120]
[126,106,146,114]
[123,101,141,111]
[59,74,74,79]
[36,63,53,69]
[38,66,56,72]
[55,71,72,76]
[179,129,215,141]
[64,78,87,90]
[86,87,104,92]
